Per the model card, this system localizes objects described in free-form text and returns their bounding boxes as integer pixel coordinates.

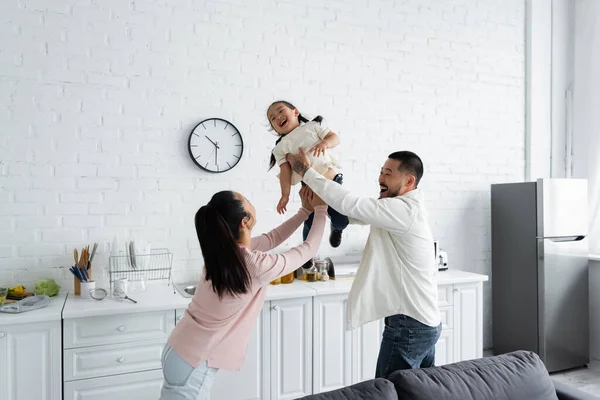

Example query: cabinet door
[211,305,270,400]
[352,318,384,383]
[270,297,313,400]
[64,370,163,400]
[313,295,352,393]
[0,321,61,400]
[454,282,483,362]
[434,328,454,366]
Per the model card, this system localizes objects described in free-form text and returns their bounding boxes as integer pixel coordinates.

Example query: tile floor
[550,359,600,396]
[484,351,600,396]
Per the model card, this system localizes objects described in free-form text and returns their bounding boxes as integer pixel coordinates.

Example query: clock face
[188,118,244,173]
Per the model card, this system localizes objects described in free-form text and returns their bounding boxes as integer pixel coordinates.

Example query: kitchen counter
[62,280,322,318]
[437,269,489,285]
[62,283,188,319]
[60,269,489,319]
[0,292,67,326]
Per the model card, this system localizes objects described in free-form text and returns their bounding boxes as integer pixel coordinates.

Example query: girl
[160,186,326,400]
[267,100,349,248]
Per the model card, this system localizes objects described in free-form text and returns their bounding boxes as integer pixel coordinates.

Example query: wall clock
[188,118,244,173]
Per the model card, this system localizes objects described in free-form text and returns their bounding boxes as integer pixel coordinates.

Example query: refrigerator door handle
[537,235,586,242]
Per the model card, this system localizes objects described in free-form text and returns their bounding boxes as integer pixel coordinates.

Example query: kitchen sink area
[174,282,197,298]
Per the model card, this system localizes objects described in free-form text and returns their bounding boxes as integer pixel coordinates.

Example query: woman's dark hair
[195,191,251,299]
[267,100,323,170]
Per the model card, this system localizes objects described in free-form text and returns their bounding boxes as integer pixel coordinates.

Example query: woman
[160,186,327,400]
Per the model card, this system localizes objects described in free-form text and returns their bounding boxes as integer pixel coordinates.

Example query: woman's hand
[309,189,327,208]
[309,141,328,158]
[299,186,313,212]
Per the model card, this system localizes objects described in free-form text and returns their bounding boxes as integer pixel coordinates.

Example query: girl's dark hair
[267,100,323,170]
[195,191,251,299]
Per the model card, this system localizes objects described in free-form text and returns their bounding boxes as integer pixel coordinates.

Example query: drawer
[439,305,453,330]
[64,339,166,381]
[64,369,163,400]
[64,310,174,349]
[437,285,453,306]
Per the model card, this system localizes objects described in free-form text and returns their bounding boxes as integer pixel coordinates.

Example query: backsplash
[0,0,525,348]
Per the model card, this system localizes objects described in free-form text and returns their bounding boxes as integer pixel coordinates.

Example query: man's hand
[286,148,311,177]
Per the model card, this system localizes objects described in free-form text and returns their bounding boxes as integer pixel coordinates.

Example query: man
[286,148,441,378]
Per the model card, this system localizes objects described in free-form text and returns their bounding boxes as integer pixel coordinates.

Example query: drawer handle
[117,326,125,332]
[117,357,125,364]
[272,305,280,311]
[0,332,5,338]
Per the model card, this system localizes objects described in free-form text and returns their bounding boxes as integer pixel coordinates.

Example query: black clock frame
[187,117,244,173]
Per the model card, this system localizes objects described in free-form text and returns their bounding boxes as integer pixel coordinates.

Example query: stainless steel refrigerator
[491,178,589,372]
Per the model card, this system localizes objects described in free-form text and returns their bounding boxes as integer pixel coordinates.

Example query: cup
[80,281,96,299]
[114,278,129,295]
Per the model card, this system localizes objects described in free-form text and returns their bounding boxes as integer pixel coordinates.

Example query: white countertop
[437,269,489,285]
[62,283,190,319]
[0,292,67,326]
[50,269,489,320]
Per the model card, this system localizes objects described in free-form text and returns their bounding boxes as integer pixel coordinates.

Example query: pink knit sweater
[168,206,327,370]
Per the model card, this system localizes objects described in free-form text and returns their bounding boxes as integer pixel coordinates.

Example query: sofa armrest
[553,379,600,400]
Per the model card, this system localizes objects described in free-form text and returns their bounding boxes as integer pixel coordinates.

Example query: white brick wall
[0,0,525,348]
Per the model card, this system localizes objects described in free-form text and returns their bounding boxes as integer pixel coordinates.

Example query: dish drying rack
[108,248,173,291]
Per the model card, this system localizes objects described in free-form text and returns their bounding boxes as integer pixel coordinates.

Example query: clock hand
[205,135,220,149]
[215,146,218,166]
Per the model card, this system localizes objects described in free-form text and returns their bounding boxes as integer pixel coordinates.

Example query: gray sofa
[300,351,599,400]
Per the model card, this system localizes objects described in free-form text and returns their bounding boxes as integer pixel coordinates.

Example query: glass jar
[281,271,294,284]
[306,265,319,282]
[295,267,307,280]
[315,260,328,280]
[270,277,281,285]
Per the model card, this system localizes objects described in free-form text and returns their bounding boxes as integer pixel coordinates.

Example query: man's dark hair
[388,151,424,187]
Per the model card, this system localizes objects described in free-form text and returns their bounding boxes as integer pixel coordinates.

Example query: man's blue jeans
[375,314,442,378]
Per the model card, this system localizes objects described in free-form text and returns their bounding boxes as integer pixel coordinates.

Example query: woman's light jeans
[160,344,218,400]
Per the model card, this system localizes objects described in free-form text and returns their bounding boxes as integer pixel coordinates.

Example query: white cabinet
[210,305,270,400]
[270,297,313,400]
[453,283,483,361]
[0,321,61,400]
[352,318,384,383]
[64,370,163,400]
[313,294,353,393]
[434,328,454,366]
[63,311,174,400]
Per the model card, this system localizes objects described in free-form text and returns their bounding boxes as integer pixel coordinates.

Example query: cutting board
[5,292,34,304]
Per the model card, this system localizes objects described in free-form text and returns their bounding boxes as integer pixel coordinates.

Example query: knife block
[73,265,92,296]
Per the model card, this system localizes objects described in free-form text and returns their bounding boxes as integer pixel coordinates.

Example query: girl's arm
[251,206,327,285]
[310,131,340,157]
[321,131,340,149]
[276,162,293,214]
[251,207,311,252]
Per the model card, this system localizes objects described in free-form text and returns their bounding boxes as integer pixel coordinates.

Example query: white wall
[573,0,600,256]
[526,0,574,180]
[0,0,525,349]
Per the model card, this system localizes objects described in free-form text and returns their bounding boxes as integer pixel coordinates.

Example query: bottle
[315,259,328,282]
[295,266,307,280]
[281,271,294,284]
[320,269,329,281]
[306,264,319,282]
[270,277,281,285]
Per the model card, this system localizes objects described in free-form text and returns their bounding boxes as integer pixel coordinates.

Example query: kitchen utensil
[89,243,98,263]
[80,281,95,299]
[89,288,108,300]
[114,288,137,304]
[114,278,128,295]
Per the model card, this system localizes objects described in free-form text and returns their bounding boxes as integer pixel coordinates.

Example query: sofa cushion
[388,350,558,400]
[298,378,396,400]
